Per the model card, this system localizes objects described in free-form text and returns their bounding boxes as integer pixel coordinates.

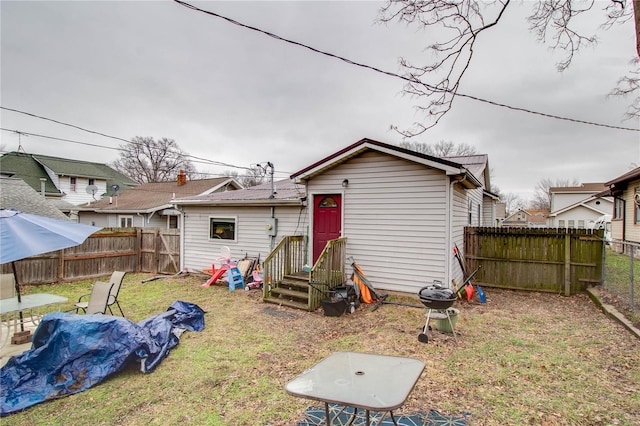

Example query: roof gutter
[170,198,304,207]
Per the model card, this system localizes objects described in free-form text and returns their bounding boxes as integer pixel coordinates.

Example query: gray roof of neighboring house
[0,151,138,197]
[172,179,306,206]
[444,154,490,190]
[550,183,607,193]
[84,177,241,213]
[0,177,70,220]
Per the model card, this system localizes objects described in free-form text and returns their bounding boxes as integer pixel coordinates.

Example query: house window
[558,220,565,228]
[210,217,236,240]
[636,202,640,225]
[70,177,77,192]
[468,202,472,225]
[168,216,178,229]
[319,197,338,208]
[613,198,624,219]
[119,215,133,227]
[568,220,575,229]
[578,220,585,229]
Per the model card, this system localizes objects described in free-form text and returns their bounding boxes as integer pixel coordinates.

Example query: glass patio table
[0,293,68,347]
[285,351,425,426]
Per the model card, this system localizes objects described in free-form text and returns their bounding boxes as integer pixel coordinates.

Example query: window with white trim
[210,217,236,240]
[168,216,178,229]
[70,176,77,192]
[613,198,624,219]
[119,215,133,227]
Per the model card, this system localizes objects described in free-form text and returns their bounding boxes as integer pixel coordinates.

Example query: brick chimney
[177,169,187,186]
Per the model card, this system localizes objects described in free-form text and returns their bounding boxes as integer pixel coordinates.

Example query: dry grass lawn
[4,273,640,425]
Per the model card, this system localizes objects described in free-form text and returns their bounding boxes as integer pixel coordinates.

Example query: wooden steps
[263,273,313,311]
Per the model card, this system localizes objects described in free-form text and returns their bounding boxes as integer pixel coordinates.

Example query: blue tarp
[0,300,205,416]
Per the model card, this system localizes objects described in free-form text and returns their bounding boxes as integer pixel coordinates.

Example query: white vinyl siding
[482,196,495,226]
[307,151,449,294]
[57,175,108,206]
[181,205,308,271]
[450,185,467,287]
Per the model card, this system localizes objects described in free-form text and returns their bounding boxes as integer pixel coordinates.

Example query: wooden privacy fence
[464,227,605,295]
[0,228,181,286]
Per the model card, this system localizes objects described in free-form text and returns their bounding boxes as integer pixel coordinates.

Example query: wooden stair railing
[263,236,347,311]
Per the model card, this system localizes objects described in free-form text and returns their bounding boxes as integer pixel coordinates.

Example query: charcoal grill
[417,283,458,343]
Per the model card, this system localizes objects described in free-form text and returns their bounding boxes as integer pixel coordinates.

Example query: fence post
[58,249,64,282]
[564,233,571,296]
[630,248,635,310]
[136,228,142,273]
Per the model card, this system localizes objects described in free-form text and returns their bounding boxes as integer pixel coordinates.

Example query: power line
[173,0,640,133]
[0,112,256,172]
[0,125,292,178]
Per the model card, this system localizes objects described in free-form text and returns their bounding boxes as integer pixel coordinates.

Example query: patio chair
[75,271,126,316]
[0,273,16,300]
[75,281,114,315]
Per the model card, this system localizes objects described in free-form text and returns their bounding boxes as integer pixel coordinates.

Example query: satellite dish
[110,184,120,194]
[85,184,98,199]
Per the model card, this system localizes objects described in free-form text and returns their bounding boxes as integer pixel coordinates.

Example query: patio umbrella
[0,209,102,301]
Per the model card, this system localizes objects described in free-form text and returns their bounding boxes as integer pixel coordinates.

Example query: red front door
[312,194,342,263]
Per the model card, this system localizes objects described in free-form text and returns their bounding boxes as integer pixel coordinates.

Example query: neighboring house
[547,183,613,230]
[0,177,70,220]
[172,178,307,270]
[79,172,241,228]
[502,208,549,228]
[0,151,137,206]
[601,167,640,246]
[174,138,496,294]
[444,154,500,227]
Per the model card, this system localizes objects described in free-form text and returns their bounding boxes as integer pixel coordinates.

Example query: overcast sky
[1,0,638,200]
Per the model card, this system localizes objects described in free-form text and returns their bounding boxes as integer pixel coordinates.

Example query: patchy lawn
[5,273,640,425]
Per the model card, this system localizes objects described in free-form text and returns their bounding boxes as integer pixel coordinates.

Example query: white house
[173,138,496,295]
[0,151,137,207]
[547,183,613,230]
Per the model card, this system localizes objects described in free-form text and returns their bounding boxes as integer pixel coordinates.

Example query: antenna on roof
[14,131,27,153]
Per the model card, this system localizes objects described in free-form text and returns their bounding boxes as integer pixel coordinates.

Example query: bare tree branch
[380,0,639,136]
[112,136,197,183]
[380,0,511,137]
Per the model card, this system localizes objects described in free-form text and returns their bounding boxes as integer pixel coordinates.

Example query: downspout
[176,205,185,271]
[270,206,276,250]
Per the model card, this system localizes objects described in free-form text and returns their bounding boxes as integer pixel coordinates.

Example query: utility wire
[0,113,256,172]
[173,0,640,133]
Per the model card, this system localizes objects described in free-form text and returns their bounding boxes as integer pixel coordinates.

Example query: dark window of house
[120,216,133,227]
[210,217,236,240]
[169,216,178,229]
[70,177,77,192]
[613,198,624,220]
[88,178,95,186]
